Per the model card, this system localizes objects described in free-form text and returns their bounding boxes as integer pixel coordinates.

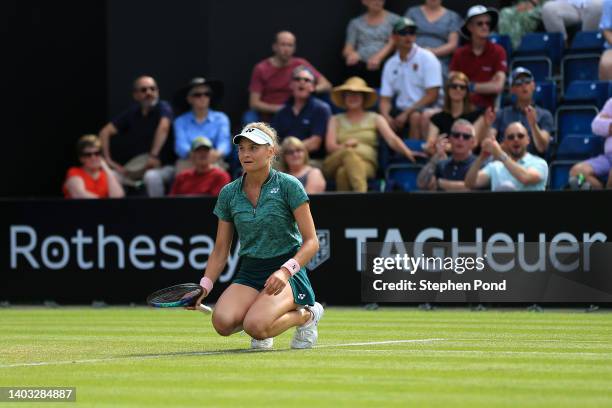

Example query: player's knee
[242,317,270,340]
[211,313,238,337]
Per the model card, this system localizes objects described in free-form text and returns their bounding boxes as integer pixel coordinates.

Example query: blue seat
[555,105,599,143]
[533,81,557,113]
[548,160,580,190]
[555,134,604,160]
[561,54,601,93]
[562,80,610,108]
[567,31,605,55]
[385,163,424,192]
[514,32,564,66]
[489,34,512,65]
[511,57,552,82]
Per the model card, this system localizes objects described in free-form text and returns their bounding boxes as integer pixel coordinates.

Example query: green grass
[0,307,611,407]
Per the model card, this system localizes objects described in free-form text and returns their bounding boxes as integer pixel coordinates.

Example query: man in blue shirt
[490,67,554,156]
[271,66,331,160]
[173,77,231,169]
[417,119,477,191]
[99,75,174,196]
[466,120,548,191]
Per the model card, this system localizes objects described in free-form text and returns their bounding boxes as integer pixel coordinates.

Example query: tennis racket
[146,283,213,314]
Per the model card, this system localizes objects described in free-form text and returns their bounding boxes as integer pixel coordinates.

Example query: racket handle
[199,304,213,314]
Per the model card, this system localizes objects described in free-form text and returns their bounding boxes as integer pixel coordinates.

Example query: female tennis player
[192,122,323,350]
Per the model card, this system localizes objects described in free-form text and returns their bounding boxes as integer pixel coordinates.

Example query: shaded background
[2,0,500,197]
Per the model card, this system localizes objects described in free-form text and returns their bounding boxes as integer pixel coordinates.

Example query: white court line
[0,338,446,369]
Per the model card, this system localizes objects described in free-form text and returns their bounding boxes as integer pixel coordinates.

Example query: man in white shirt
[379,17,442,140]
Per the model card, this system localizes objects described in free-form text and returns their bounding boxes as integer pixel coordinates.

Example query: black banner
[1,191,612,304]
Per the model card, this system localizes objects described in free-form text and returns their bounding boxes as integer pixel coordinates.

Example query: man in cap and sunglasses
[465,115,548,191]
[450,5,507,109]
[488,67,553,156]
[99,75,174,196]
[379,17,442,140]
[417,119,477,191]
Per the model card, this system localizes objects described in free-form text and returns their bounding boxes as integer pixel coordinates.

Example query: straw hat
[123,153,149,181]
[330,77,378,109]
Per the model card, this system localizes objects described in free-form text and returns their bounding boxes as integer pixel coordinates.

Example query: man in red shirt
[450,5,507,109]
[247,31,332,123]
[169,137,231,197]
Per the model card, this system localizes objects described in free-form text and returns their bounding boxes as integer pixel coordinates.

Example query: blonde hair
[279,137,309,172]
[76,134,101,156]
[240,122,279,165]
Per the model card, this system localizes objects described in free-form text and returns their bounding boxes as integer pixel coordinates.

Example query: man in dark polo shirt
[271,66,331,160]
[491,67,553,156]
[450,5,507,109]
[99,75,174,196]
[417,119,477,191]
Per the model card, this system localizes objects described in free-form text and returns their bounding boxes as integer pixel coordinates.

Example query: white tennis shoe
[250,337,273,350]
[291,302,324,349]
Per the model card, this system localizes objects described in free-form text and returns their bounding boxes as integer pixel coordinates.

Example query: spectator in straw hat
[324,77,417,192]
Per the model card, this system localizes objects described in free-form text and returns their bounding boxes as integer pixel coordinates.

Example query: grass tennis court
[1,307,611,407]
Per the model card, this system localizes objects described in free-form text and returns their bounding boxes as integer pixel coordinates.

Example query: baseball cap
[191,136,213,152]
[510,67,534,85]
[393,17,417,34]
[233,127,274,145]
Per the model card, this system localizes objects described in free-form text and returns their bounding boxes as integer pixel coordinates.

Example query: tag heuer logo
[307,229,330,271]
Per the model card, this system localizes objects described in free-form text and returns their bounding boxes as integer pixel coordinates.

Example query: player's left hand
[264,269,291,296]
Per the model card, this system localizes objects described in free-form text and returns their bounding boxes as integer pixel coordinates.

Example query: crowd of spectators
[64,1,612,199]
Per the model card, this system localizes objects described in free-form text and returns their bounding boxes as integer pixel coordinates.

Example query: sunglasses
[395,27,417,36]
[475,20,491,27]
[449,132,473,140]
[293,76,314,83]
[512,77,533,86]
[448,83,468,91]
[190,91,212,98]
[80,151,101,158]
[138,86,157,93]
[284,149,304,155]
[506,133,526,141]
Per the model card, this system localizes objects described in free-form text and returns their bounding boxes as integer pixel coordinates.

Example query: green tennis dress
[213,169,316,306]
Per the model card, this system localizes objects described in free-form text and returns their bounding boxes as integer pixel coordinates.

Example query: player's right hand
[185,289,208,310]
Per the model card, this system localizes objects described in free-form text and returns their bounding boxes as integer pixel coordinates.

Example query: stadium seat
[562,80,610,108]
[385,163,423,192]
[555,105,599,143]
[567,31,605,55]
[554,134,604,160]
[511,57,552,82]
[514,32,564,66]
[533,81,557,113]
[548,160,579,190]
[561,54,600,94]
[489,34,512,65]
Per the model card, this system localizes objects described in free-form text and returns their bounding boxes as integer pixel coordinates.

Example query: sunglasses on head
[506,133,526,141]
[293,76,313,83]
[80,150,101,158]
[395,27,417,36]
[138,85,157,93]
[449,132,473,140]
[190,91,212,98]
[448,83,468,91]
[512,77,533,86]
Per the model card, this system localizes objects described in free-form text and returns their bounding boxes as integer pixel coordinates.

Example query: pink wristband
[281,258,301,276]
[200,276,213,294]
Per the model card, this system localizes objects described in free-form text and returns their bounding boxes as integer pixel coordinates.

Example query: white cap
[233,127,273,145]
